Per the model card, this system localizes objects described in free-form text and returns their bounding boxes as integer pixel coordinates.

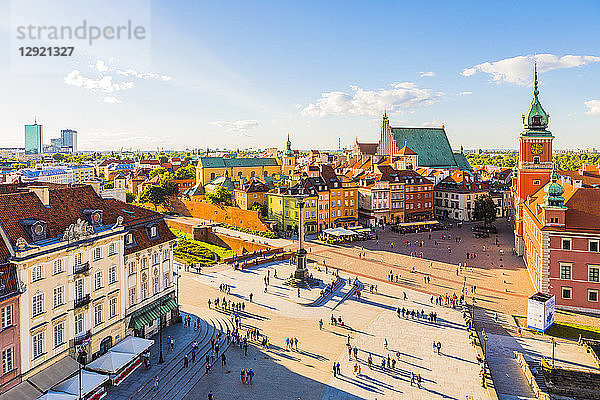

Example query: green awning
[129,297,178,331]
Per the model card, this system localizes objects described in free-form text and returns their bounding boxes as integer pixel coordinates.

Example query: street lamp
[552,337,557,367]
[482,329,488,363]
[158,296,164,364]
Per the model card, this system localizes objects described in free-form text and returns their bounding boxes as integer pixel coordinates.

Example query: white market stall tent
[50,370,108,400]
[37,391,78,400]
[86,336,153,386]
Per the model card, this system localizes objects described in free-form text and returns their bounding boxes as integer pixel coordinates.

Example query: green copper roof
[284,134,294,157]
[453,152,473,171]
[391,127,469,169]
[199,157,279,168]
[522,62,551,136]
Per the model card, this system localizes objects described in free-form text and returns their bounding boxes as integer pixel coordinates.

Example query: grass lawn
[169,228,236,259]
[514,315,600,340]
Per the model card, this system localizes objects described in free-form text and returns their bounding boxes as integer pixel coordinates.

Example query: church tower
[513,61,554,255]
[282,133,296,176]
[377,109,399,156]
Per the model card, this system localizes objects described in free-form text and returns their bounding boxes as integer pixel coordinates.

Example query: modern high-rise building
[24,123,43,155]
[60,129,77,152]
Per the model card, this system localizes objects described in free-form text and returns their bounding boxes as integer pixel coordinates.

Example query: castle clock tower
[513,62,554,255]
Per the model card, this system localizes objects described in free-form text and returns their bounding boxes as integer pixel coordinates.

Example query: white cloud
[210,120,259,136]
[300,82,443,117]
[64,59,172,102]
[462,54,600,85]
[64,70,133,93]
[419,71,435,77]
[584,100,600,115]
[459,91,472,96]
[421,120,443,127]
[103,96,121,104]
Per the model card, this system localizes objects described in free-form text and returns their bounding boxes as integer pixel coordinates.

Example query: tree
[149,167,167,179]
[52,153,66,162]
[159,172,179,197]
[205,186,232,205]
[174,164,195,180]
[473,194,497,227]
[159,155,169,164]
[251,202,267,217]
[139,185,166,210]
[103,182,114,189]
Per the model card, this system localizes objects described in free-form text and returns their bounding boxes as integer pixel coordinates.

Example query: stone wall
[169,196,270,232]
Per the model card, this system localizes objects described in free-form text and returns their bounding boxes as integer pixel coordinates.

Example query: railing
[73,262,90,275]
[74,294,91,309]
[514,352,551,400]
[72,330,91,347]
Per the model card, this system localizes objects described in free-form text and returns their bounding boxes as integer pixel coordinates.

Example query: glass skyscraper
[60,129,77,152]
[24,123,43,155]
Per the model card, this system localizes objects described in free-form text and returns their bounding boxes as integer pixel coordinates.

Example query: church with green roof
[375,111,472,171]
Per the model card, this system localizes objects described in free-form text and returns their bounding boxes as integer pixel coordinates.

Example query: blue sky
[1,0,599,151]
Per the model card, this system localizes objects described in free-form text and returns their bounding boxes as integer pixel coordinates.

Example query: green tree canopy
[205,186,232,205]
[149,167,168,179]
[473,194,497,227]
[174,164,196,180]
[139,185,166,210]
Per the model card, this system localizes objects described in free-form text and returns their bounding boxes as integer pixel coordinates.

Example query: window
[125,233,134,245]
[93,247,101,261]
[589,266,600,283]
[94,271,102,291]
[128,262,136,275]
[152,253,159,265]
[561,287,572,299]
[1,305,12,329]
[150,226,158,238]
[561,238,572,250]
[75,253,82,265]
[53,286,64,308]
[74,313,83,335]
[141,281,148,299]
[75,279,83,301]
[108,243,116,255]
[33,331,44,359]
[141,258,148,269]
[129,288,136,306]
[589,290,599,302]
[560,264,572,280]
[108,266,117,284]
[53,323,64,348]
[163,249,169,261]
[32,293,44,317]
[109,298,117,319]
[94,304,103,326]
[590,240,599,253]
[164,273,170,289]
[2,348,14,374]
[32,265,43,282]
[153,276,159,295]
[533,156,540,164]
[533,179,541,185]
[53,259,64,275]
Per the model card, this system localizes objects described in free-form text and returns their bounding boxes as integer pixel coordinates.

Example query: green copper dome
[284,134,294,157]
[522,61,551,134]
[545,170,566,207]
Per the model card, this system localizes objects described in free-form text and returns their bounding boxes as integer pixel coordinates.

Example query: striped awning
[129,297,178,331]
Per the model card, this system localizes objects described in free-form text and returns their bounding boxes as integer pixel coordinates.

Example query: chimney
[29,186,50,206]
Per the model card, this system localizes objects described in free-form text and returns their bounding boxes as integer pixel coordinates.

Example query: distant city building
[60,129,77,152]
[24,123,42,155]
[8,165,95,185]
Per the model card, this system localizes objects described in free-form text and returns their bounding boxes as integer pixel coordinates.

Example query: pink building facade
[0,264,21,392]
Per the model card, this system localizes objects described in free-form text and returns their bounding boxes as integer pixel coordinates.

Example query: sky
[0,0,599,151]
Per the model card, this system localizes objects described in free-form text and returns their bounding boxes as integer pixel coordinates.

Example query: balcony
[72,330,91,347]
[73,294,91,309]
[73,262,90,275]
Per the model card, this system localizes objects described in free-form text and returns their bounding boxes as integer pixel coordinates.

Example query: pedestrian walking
[208,390,214,400]
[221,353,226,366]
[183,354,189,368]
[333,362,337,377]
[153,376,159,391]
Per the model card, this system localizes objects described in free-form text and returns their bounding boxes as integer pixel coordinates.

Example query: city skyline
[0,1,599,151]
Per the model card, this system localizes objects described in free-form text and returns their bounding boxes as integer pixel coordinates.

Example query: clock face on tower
[531,143,543,155]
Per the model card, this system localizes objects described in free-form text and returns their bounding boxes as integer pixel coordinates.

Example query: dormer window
[19,219,47,242]
[82,209,103,226]
[150,226,158,238]
[125,233,134,245]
